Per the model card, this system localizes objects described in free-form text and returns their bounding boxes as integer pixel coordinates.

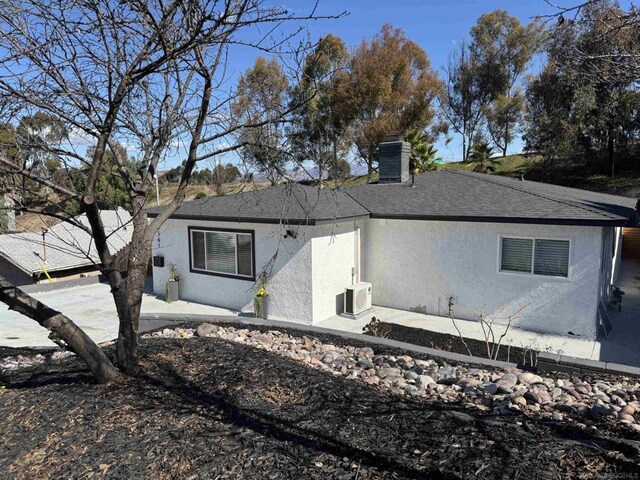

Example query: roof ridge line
[444,170,622,221]
[344,187,374,215]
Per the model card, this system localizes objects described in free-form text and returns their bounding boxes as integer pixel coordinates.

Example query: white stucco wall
[311,223,357,321]
[361,219,603,339]
[152,219,356,324]
[152,219,312,323]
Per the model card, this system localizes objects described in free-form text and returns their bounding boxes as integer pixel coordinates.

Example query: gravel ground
[1,326,639,479]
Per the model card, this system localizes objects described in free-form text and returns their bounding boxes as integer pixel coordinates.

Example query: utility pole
[41,228,47,262]
[154,174,160,206]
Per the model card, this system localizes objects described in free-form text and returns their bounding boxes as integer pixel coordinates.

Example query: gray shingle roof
[149,171,638,227]
[346,170,637,226]
[0,209,133,275]
[148,184,370,224]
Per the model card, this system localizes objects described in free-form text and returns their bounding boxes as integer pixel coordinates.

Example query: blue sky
[167,0,559,170]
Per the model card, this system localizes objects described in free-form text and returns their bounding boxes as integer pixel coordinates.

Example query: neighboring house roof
[149,170,638,227]
[0,208,133,276]
[148,184,369,225]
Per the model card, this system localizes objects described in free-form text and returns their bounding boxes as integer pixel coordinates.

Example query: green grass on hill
[440,154,543,177]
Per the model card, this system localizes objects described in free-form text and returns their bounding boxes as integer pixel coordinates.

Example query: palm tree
[469,141,499,174]
[405,130,443,174]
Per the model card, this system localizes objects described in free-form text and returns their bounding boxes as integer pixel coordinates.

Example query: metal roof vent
[378,135,410,184]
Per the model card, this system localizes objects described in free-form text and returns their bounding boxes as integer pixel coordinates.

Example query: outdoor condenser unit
[344,282,372,316]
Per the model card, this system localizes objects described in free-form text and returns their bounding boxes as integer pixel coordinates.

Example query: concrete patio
[0,279,236,348]
[319,306,601,362]
[318,260,640,367]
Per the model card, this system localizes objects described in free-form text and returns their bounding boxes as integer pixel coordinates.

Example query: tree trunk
[462,122,467,162]
[111,210,151,375]
[0,275,119,383]
[113,286,140,375]
[608,126,615,178]
[503,122,508,157]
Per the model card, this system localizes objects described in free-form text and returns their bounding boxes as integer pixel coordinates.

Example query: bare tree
[0,0,342,378]
[0,275,119,382]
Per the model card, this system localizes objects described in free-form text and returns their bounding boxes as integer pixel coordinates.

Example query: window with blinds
[190,228,254,279]
[500,237,570,278]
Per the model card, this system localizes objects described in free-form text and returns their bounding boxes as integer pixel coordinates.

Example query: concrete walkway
[600,260,640,366]
[318,262,640,367]
[0,281,236,348]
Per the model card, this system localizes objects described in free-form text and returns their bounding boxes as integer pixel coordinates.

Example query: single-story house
[149,137,638,340]
[0,208,132,285]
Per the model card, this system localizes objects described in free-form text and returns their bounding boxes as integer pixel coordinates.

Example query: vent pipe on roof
[378,135,410,184]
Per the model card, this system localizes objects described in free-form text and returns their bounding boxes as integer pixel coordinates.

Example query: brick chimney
[378,135,410,184]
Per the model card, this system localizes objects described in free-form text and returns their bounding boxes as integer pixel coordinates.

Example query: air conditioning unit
[344,282,372,316]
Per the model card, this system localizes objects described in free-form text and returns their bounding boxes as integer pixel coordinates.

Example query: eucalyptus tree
[231,57,290,186]
[288,34,351,182]
[541,0,640,84]
[343,24,444,182]
[442,40,490,162]
[470,10,544,157]
[525,0,640,176]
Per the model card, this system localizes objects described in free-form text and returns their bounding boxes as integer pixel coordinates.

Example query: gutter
[366,213,630,228]
[148,211,629,228]
[147,212,371,226]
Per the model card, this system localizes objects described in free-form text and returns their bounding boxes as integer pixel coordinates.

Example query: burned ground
[1,332,639,479]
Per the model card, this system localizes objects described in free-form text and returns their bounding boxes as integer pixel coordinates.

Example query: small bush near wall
[363,321,540,367]
[409,305,428,315]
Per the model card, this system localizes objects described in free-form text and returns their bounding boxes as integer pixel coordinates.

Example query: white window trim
[497,235,573,280]
[189,228,254,280]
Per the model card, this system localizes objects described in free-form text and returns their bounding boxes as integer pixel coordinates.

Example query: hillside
[440,153,541,177]
[441,154,640,198]
[148,181,268,208]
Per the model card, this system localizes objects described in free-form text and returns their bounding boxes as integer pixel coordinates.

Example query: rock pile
[0,351,72,371]
[4,323,640,434]
[141,324,640,432]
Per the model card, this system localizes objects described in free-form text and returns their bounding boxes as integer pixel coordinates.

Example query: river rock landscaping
[150,323,640,433]
[1,322,639,478]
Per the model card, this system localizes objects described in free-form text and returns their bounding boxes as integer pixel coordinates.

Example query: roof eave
[148,212,319,225]
[368,213,631,227]
[148,212,371,225]
[0,251,33,276]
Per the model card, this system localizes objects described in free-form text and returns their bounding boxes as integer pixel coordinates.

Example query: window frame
[498,235,572,279]
[188,226,256,281]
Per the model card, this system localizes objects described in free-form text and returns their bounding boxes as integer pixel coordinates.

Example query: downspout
[353,220,361,285]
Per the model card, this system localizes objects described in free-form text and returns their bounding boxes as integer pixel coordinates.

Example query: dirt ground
[367,321,539,366]
[1,330,639,479]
